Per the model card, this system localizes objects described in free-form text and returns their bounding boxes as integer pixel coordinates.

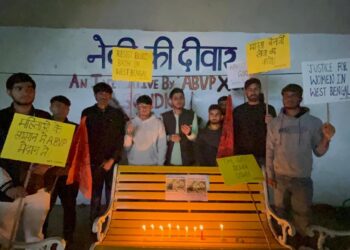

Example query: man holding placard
[266,84,335,243]
[234,78,276,166]
[0,73,51,244]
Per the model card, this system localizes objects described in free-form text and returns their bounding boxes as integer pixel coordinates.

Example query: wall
[0,0,349,205]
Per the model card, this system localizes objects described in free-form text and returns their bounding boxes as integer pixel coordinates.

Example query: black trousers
[43,175,79,242]
[90,165,113,224]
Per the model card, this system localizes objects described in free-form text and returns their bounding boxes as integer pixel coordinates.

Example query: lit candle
[167,223,172,237]
[142,225,147,241]
[220,224,224,240]
[193,226,197,237]
[159,225,164,239]
[185,226,189,238]
[199,225,204,240]
[176,224,180,237]
[150,224,155,237]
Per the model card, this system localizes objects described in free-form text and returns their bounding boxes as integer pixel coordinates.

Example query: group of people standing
[0,72,335,249]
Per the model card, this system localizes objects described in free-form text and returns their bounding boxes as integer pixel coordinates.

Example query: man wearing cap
[266,84,335,239]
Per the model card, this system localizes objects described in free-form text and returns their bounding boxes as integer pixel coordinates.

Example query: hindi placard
[246,33,290,74]
[302,58,350,104]
[1,114,75,167]
[112,47,153,82]
[217,155,264,185]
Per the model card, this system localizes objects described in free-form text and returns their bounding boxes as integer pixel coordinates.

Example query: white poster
[165,175,209,201]
[226,61,249,89]
[302,58,350,104]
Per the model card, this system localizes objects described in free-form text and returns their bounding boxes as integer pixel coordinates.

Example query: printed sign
[217,154,264,185]
[1,114,75,167]
[226,61,249,89]
[165,175,209,201]
[112,47,153,82]
[302,58,350,104]
[246,33,290,74]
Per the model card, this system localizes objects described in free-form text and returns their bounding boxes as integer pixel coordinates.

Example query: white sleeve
[186,113,198,141]
[157,121,167,166]
[0,167,14,193]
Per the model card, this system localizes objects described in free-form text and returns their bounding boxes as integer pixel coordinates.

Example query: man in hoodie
[266,84,335,237]
[124,95,167,165]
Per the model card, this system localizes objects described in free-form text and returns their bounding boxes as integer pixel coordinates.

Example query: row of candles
[141,223,225,240]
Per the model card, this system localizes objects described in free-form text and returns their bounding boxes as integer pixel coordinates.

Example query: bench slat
[116,183,263,192]
[97,240,284,249]
[118,166,221,174]
[107,228,274,237]
[109,220,268,230]
[112,211,266,221]
[115,192,265,201]
[113,201,265,212]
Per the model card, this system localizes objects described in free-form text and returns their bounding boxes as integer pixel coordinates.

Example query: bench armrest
[11,237,66,250]
[307,225,350,250]
[262,177,295,249]
[92,164,118,242]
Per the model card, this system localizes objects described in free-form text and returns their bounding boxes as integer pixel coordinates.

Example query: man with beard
[195,104,224,166]
[234,78,276,166]
[0,73,51,244]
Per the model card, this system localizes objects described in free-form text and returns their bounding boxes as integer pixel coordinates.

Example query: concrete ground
[46,204,93,250]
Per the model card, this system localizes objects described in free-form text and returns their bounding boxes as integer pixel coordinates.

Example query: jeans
[273,175,313,235]
[43,176,79,242]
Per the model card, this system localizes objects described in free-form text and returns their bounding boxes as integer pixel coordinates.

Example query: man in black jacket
[82,82,126,223]
[234,78,276,166]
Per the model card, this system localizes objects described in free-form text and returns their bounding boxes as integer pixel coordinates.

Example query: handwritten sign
[165,175,209,201]
[0,114,75,167]
[217,155,264,185]
[112,47,153,82]
[226,61,249,89]
[246,33,290,74]
[302,58,350,104]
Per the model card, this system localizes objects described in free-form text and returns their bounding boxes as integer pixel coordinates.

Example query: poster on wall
[246,33,291,74]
